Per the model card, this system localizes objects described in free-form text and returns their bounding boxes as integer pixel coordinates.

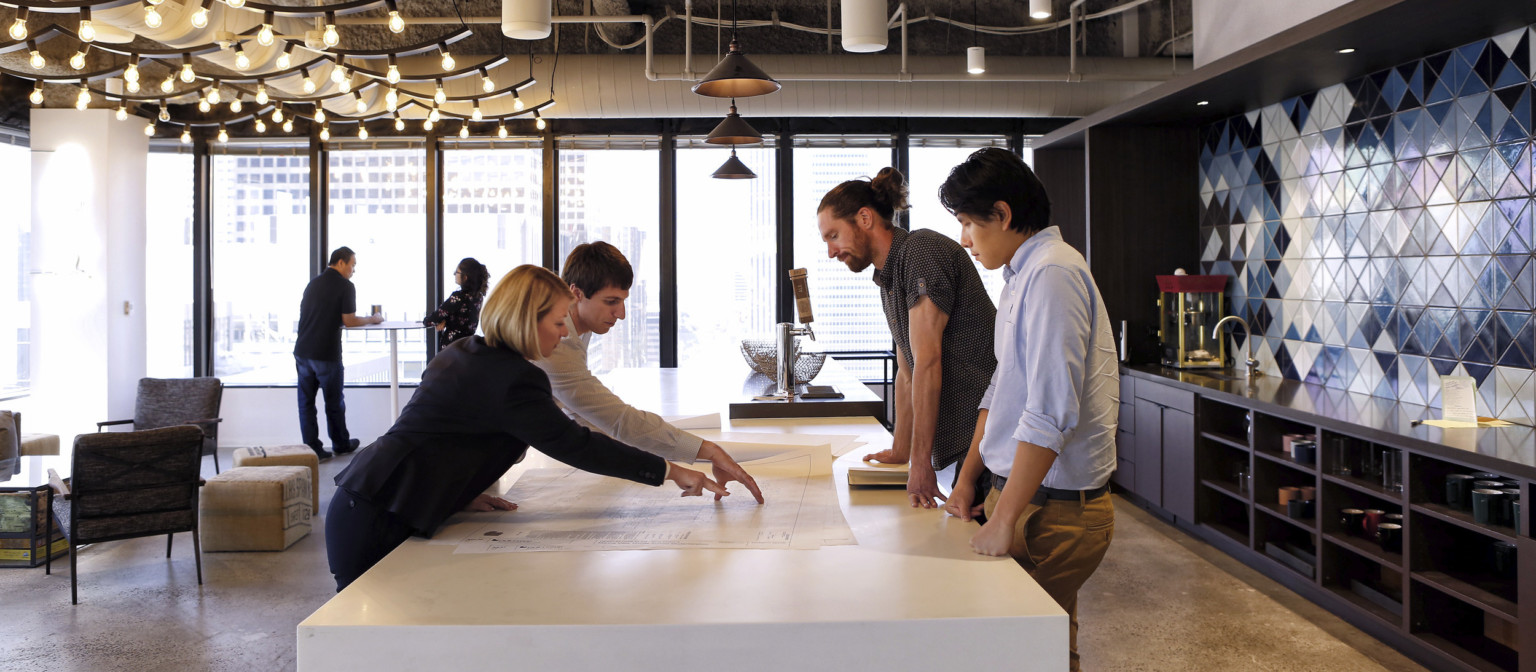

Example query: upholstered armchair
[98,377,224,473]
[48,425,207,604]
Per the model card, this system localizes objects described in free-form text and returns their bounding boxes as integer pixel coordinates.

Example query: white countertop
[296,371,1067,671]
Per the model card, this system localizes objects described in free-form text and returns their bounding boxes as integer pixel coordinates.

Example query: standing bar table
[343,322,428,422]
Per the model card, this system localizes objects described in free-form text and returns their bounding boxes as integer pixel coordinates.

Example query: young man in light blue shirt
[940,148,1119,672]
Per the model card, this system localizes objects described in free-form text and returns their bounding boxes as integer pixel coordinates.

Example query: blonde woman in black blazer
[327,264,729,591]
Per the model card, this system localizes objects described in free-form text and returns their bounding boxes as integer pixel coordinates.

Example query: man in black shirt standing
[295,247,383,459]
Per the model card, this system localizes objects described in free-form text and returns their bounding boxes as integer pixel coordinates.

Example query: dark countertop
[1122,364,1536,480]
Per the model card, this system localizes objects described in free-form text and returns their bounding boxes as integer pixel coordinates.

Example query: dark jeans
[326,488,415,592]
[295,356,349,451]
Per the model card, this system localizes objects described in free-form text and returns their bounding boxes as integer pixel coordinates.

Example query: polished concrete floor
[2,453,1428,672]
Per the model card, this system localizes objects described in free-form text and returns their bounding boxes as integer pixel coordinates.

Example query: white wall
[28,110,147,439]
[1193,0,1356,68]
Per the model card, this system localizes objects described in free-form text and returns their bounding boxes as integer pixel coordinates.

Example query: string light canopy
[692,0,780,98]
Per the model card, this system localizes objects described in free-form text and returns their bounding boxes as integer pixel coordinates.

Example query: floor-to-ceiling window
[145,150,195,378]
[327,147,428,383]
[441,142,544,314]
[792,136,895,379]
[676,139,778,367]
[0,141,30,396]
[557,138,661,373]
[211,146,313,384]
[907,136,1020,304]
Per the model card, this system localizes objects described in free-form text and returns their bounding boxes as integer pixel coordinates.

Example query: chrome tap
[1212,315,1262,380]
[775,321,816,399]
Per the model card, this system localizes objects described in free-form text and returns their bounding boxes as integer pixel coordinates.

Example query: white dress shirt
[534,331,704,462]
[978,226,1120,490]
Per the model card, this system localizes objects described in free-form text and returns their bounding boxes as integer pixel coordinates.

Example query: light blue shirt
[979,226,1120,490]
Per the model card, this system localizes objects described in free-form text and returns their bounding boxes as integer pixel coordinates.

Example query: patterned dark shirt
[872,227,998,470]
[424,290,484,349]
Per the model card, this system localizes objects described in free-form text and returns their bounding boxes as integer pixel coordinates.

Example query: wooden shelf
[1254,448,1317,473]
[1255,501,1317,534]
[1411,572,1518,625]
[1325,584,1399,628]
[1321,473,1404,505]
[1200,478,1249,503]
[1411,632,1515,672]
[1409,503,1518,545]
[1199,431,1249,451]
[1322,531,1403,570]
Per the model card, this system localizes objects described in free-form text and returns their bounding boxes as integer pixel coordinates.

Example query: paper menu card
[1439,375,1478,426]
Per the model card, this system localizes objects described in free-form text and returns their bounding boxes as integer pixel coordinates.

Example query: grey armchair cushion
[52,425,205,543]
[135,378,223,431]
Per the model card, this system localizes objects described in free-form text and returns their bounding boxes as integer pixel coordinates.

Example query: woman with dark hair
[424,257,490,349]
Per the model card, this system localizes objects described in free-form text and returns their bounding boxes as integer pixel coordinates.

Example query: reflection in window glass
[558,146,660,373]
[211,153,312,384]
[908,141,1023,304]
[792,145,893,380]
[0,143,30,395]
[677,144,777,367]
[328,148,428,384]
[443,147,543,318]
[146,152,195,378]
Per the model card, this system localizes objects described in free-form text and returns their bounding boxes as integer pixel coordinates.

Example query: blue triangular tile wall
[1199,26,1536,419]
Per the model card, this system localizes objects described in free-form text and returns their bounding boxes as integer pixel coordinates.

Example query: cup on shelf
[1491,541,1517,580]
[1279,486,1301,507]
[1362,509,1385,536]
[1340,508,1365,535]
[1471,472,1504,480]
[1445,474,1475,510]
[1498,489,1520,528]
[1287,498,1312,520]
[1292,440,1317,465]
[1232,465,1250,494]
[1472,489,1506,526]
[1379,448,1401,492]
[1384,512,1403,526]
[1299,486,1316,501]
[1376,523,1402,553]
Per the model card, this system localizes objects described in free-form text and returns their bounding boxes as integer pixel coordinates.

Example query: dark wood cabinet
[1132,398,1163,507]
[1161,407,1196,522]
[1123,377,1196,520]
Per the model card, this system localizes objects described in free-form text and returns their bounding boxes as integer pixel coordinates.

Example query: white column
[28,109,149,438]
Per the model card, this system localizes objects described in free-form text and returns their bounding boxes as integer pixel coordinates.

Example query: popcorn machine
[1156,274,1229,369]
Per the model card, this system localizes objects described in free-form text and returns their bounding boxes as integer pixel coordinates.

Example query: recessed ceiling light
[1337,48,1356,54]
[1197,100,1210,106]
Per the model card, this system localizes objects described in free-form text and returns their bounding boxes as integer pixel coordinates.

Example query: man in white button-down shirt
[534,242,764,503]
[939,149,1118,672]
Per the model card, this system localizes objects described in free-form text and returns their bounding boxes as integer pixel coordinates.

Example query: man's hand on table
[862,448,909,465]
[697,440,765,504]
[969,518,1015,557]
[943,482,985,521]
[666,463,730,498]
[464,494,517,512]
[907,462,946,509]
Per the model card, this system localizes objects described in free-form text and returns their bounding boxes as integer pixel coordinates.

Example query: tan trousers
[984,488,1114,671]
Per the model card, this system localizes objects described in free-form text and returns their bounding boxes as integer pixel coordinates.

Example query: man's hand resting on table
[697,440,765,504]
[464,494,517,512]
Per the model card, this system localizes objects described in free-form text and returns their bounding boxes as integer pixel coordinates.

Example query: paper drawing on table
[662,413,721,430]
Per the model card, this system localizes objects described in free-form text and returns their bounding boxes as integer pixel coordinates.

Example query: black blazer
[335,336,668,536]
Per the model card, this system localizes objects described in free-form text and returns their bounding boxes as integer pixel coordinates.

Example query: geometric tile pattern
[1199,26,1536,419]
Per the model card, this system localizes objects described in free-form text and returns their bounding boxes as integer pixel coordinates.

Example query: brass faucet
[1213,315,1262,380]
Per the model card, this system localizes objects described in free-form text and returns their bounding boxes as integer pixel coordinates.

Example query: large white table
[297,367,1067,671]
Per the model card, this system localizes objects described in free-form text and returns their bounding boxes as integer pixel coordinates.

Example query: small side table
[0,454,70,569]
[344,321,429,423]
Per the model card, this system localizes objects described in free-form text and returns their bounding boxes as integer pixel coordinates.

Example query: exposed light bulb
[355,95,366,114]
[282,119,293,132]
[427,106,440,123]
[319,125,329,141]
[440,51,454,71]
[29,50,44,70]
[423,119,433,131]
[459,124,469,138]
[394,117,405,131]
[497,124,507,139]
[161,76,175,93]
[230,98,242,113]
[116,105,127,121]
[226,0,244,8]
[207,87,221,105]
[257,23,275,47]
[385,88,398,111]
[180,128,191,143]
[254,118,266,133]
[124,62,139,83]
[235,48,251,71]
[78,20,96,42]
[387,11,405,33]
[8,18,27,41]
[513,93,524,111]
[76,91,90,111]
[276,50,291,69]
[337,77,351,93]
[472,106,482,122]
[313,107,326,124]
[482,74,495,93]
[144,5,162,28]
[358,125,369,139]
[70,51,87,70]
[535,115,546,131]
[198,97,211,113]
[145,121,156,136]
[217,127,228,143]
[322,24,339,47]
[255,84,268,105]
[158,106,170,121]
[386,64,401,84]
[127,80,141,94]
[302,74,316,95]
[181,63,196,83]
[29,86,43,106]
[434,85,446,105]
[331,64,348,84]
[191,7,209,28]
[272,107,284,122]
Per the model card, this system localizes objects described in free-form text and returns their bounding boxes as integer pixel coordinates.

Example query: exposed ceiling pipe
[1069,0,1088,80]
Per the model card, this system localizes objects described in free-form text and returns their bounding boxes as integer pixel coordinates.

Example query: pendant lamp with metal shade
[712,147,757,179]
[706,99,762,145]
[693,0,780,98]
